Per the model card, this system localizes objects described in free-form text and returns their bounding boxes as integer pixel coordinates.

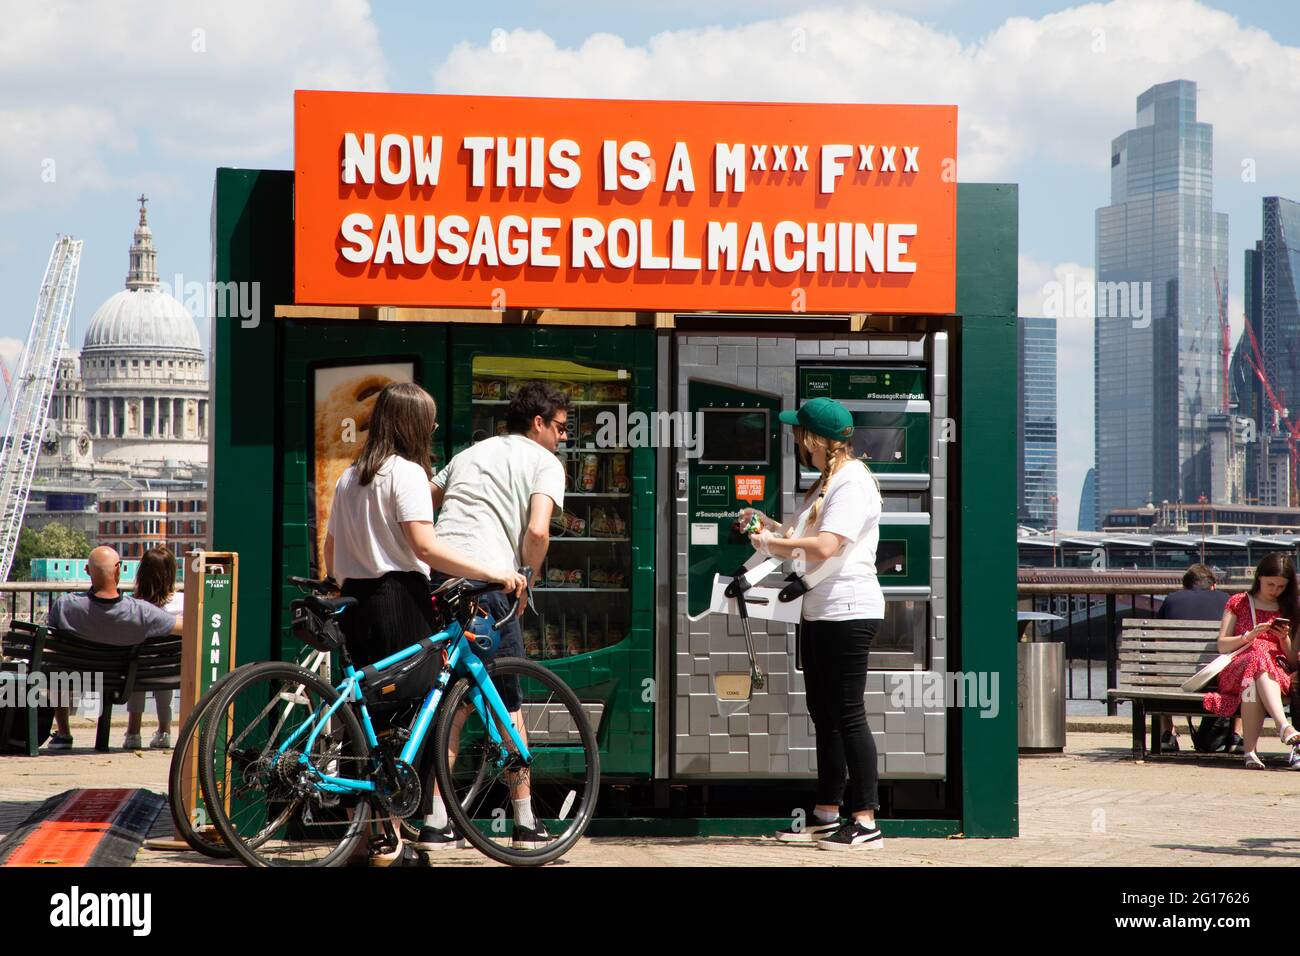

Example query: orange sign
[734,475,766,503]
[294,90,956,314]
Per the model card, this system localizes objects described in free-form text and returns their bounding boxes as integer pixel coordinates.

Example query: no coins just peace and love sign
[293,91,957,315]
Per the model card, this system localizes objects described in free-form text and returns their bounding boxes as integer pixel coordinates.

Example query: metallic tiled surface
[521,702,604,743]
[673,334,947,779]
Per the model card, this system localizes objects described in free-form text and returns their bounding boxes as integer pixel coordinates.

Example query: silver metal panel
[654,331,672,779]
[672,332,948,781]
[521,702,605,744]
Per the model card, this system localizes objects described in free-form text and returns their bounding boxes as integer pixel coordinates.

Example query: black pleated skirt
[339,570,436,669]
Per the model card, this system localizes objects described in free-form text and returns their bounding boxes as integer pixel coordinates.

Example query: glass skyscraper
[1078,467,1098,532]
[1094,81,1229,525]
[1018,316,1058,528]
[1237,197,1300,506]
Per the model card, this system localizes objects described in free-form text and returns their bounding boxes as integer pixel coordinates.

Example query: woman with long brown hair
[323,382,526,862]
[123,546,183,749]
[1204,551,1300,768]
[740,397,885,850]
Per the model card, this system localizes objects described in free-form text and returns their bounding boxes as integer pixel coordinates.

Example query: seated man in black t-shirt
[1156,563,1234,752]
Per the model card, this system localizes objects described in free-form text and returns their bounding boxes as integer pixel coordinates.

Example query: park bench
[0,620,181,755]
[1107,618,1228,760]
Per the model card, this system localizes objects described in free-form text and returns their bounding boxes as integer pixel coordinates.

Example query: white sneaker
[1288,747,1300,771]
[149,731,172,750]
[122,733,143,750]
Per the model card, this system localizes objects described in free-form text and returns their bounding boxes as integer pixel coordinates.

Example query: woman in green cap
[740,396,885,851]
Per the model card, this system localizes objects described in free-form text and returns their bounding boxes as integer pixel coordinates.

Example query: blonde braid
[805,435,854,528]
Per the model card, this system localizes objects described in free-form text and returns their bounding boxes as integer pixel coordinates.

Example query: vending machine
[668,330,950,788]
[445,326,657,779]
[274,321,657,779]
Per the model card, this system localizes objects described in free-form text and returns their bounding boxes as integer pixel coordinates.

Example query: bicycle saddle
[306,594,358,616]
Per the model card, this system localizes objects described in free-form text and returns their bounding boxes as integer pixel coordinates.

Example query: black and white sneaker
[775,819,841,843]
[817,820,884,851]
[512,821,553,850]
[415,825,466,851]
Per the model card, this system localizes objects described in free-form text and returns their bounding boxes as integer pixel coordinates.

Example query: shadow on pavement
[1152,836,1300,861]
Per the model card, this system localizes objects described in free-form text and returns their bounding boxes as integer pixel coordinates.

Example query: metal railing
[1017,572,1248,714]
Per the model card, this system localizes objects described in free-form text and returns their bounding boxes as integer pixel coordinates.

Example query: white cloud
[0,338,23,371]
[0,0,388,211]
[433,0,1300,184]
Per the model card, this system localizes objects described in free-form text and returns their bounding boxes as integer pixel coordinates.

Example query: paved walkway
[4,720,1299,866]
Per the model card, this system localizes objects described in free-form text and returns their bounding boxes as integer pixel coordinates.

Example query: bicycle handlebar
[452,566,532,633]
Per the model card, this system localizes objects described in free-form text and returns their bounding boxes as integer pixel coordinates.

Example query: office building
[1094,80,1229,518]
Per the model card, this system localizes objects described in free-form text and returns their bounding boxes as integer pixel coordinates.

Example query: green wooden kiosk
[209,93,1018,837]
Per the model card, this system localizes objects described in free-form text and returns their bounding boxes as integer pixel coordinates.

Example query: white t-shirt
[328,455,435,583]
[432,434,566,573]
[788,459,885,621]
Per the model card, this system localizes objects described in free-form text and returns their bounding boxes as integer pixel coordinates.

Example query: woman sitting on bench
[1204,552,1300,769]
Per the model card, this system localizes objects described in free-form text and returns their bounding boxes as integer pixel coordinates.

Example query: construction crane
[1240,312,1300,507]
[0,237,83,581]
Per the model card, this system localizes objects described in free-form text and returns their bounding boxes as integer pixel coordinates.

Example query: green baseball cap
[778,397,854,441]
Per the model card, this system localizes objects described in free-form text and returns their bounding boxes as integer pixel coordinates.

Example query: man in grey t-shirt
[423,381,568,850]
[46,546,182,750]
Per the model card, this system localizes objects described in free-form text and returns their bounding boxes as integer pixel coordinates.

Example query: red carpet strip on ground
[0,788,165,866]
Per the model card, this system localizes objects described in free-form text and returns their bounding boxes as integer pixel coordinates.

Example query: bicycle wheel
[199,660,372,867]
[167,668,239,858]
[433,657,599,866]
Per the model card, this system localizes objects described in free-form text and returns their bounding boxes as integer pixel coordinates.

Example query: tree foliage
[10,523,93,582]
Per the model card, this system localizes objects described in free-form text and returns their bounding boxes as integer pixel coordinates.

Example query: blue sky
[3,0,1299,525]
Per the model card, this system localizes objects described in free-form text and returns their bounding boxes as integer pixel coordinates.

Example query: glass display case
[470,355,633,661]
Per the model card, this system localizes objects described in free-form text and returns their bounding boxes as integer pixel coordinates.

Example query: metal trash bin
[1017,640,1066,752]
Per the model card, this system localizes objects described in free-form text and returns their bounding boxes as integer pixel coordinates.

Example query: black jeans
[801,617,882,813]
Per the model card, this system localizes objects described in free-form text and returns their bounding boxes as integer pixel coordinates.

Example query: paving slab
[4,724,1299,867]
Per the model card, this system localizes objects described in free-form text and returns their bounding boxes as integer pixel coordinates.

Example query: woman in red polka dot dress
[1203,552,1300,768]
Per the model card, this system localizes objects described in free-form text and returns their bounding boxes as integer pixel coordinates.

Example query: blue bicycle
[197,571,599,867]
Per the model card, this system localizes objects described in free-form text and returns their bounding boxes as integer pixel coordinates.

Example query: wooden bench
[1107,618,1229,760]
[0,621,182,754]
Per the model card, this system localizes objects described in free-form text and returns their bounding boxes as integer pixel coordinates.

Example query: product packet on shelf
[589,382,628,403]
[590,507,627,538]
[564,625,584,657]
[579,453,600,491]
[608,453,630,492]
[544,624,563,659]
[523,626,541,659]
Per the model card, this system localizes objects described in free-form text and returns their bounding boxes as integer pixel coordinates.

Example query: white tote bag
[1180,595,1256,693]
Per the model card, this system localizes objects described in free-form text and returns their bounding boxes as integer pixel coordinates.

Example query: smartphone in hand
[1272,617,1291,632]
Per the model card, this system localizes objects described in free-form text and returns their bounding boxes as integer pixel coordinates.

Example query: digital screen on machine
[877,540,907,576]
[853,427,906,463]
[699,409,770,464]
